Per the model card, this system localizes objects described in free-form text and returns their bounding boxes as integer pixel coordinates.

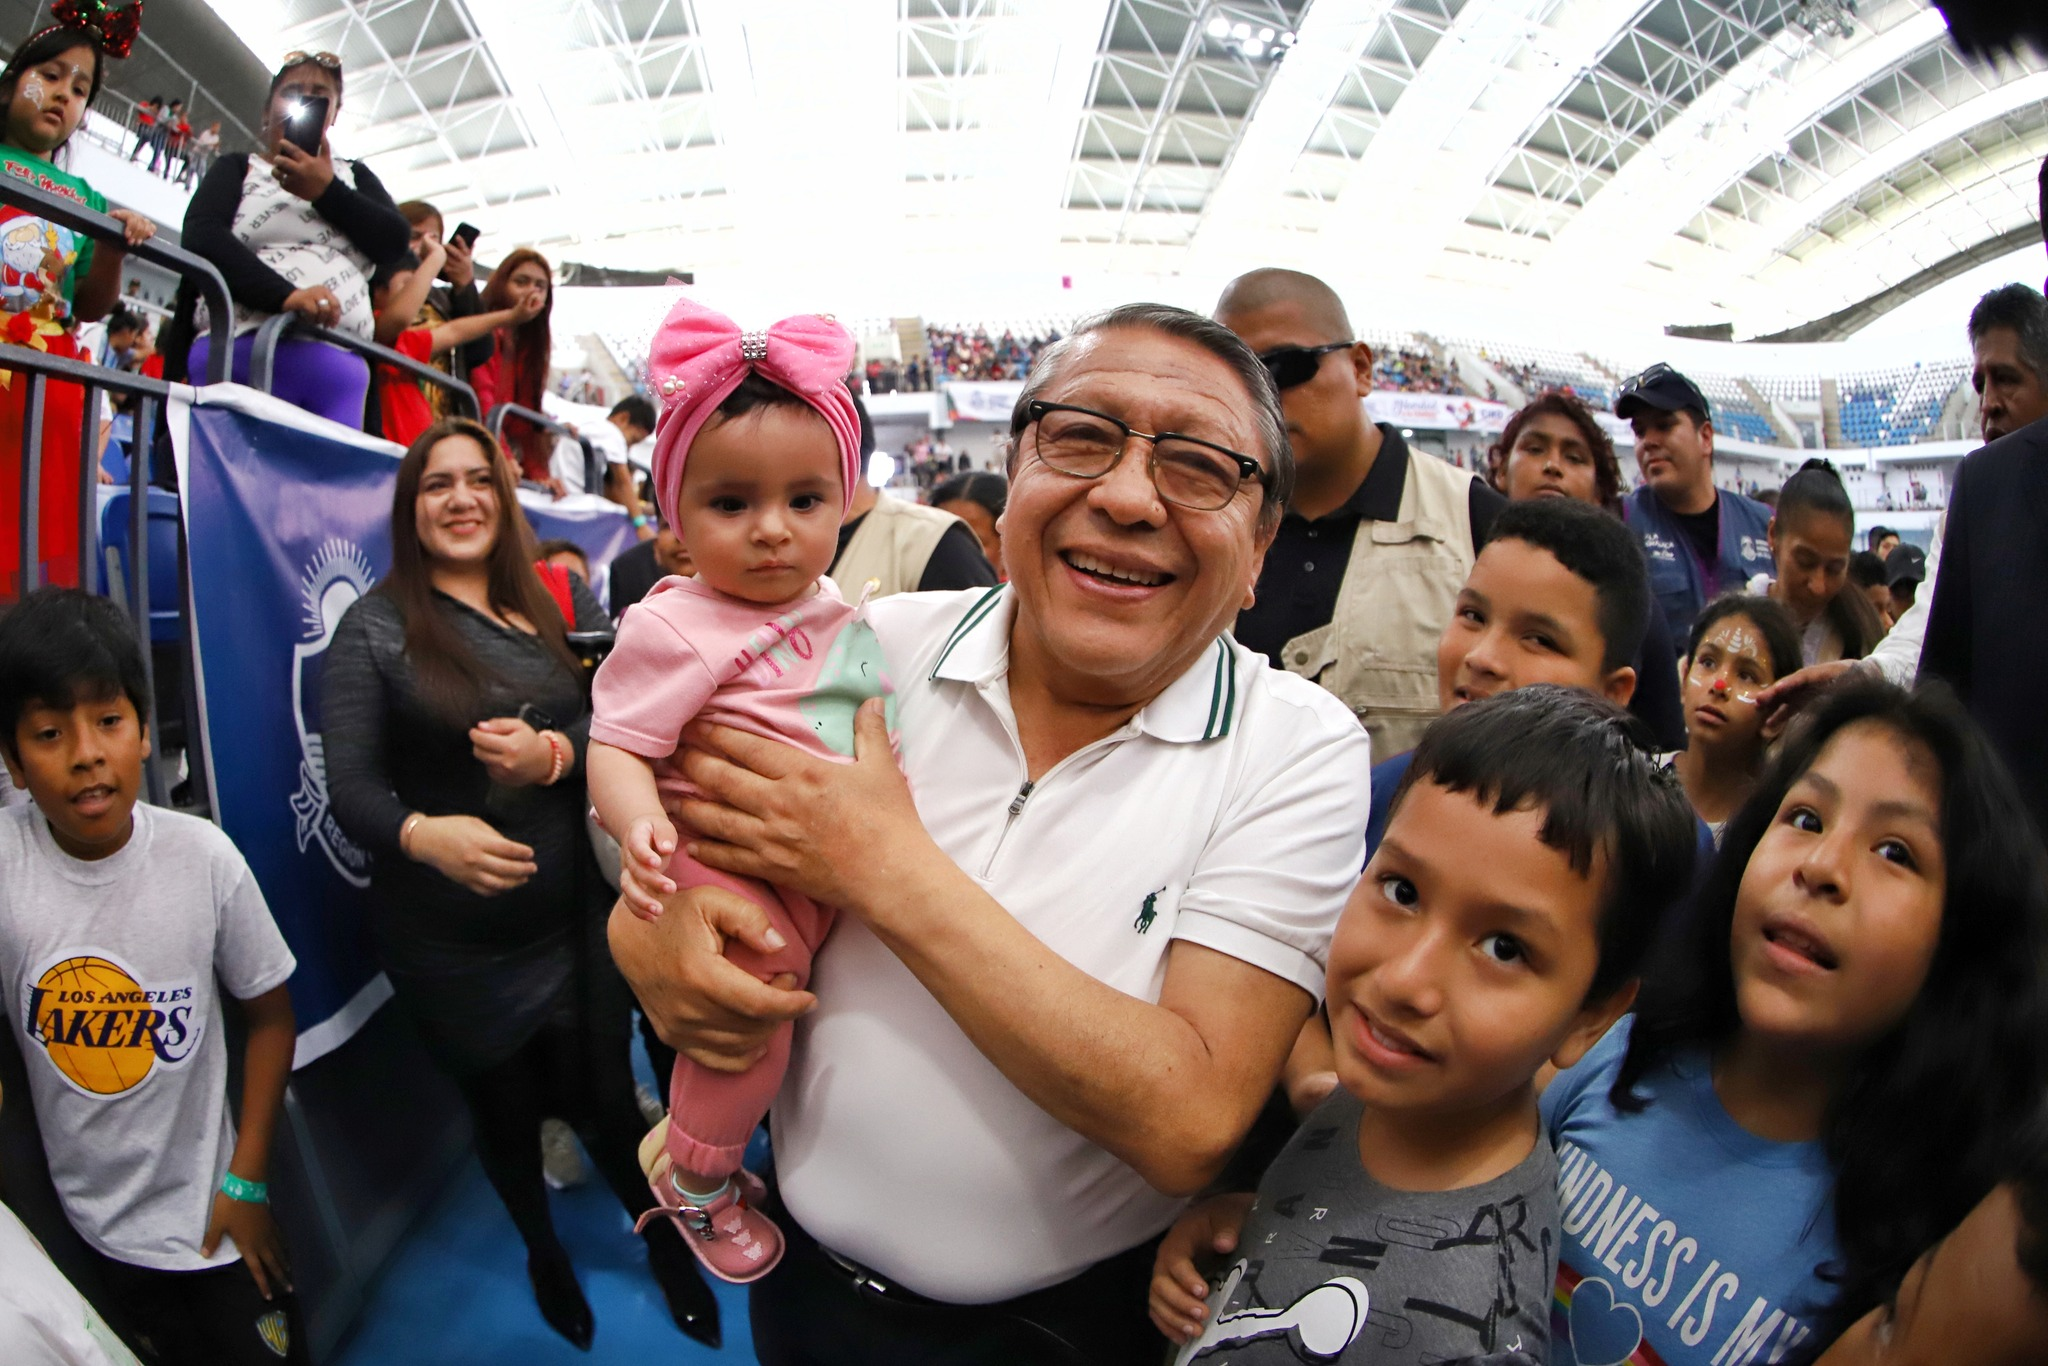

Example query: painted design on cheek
[1714,627,1765,704]
[18,77,45,107]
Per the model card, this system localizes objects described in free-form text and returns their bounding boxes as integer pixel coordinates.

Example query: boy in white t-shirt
[0,591,301,1366]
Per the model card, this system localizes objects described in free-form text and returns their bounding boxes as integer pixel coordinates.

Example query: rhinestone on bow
[740,331,769,362]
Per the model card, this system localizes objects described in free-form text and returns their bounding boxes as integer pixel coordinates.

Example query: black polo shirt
[1236,425,1504,662]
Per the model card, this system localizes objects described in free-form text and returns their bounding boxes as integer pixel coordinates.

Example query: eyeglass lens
[1034,407,1246,509]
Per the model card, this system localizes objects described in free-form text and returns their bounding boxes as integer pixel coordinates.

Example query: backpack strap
[535,562,575,624]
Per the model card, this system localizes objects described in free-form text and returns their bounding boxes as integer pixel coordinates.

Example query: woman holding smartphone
[321,417,723,1351]
[167,52,410,426]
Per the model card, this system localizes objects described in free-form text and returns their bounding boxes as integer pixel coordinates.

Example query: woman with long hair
[320,418,718,1350]
[1485,389,1685,749]
[1749,459,1886,665]
[471,248,556,489]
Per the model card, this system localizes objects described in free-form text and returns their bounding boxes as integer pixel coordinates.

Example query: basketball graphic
[24,953,200,1097]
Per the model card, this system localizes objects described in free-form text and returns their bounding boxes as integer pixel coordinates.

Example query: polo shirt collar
[927,585,1242,742]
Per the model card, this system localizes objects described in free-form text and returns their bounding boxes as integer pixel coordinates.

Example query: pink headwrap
[645,297,863,528]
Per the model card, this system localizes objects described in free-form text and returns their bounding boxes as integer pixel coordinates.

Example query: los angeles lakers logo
[23,953,200,1097]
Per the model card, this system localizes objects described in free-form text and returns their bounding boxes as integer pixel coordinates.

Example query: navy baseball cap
[1885,543,1927,587]
[1615,363,1712,422]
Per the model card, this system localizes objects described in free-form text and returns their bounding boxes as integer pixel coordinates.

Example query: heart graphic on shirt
[1567,1276,1643,1366]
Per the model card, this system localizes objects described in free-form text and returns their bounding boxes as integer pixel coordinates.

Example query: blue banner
[172,391,632,1064]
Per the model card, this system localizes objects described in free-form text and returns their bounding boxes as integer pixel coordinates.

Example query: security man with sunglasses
[1216,268,1504,759]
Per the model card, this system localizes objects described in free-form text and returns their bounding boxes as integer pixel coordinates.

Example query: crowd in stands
[1372,343,1467,394]
[921,323,1057,383]
[127,96,218,188]
[9,12,2048,1366]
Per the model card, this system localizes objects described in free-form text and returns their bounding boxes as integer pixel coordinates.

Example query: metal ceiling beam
[1536,3,1950,286]
[1701,71,2048,291]
[1184,0,1402,266]
[1313,0,1651,281]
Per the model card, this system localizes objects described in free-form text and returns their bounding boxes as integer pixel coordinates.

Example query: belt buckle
[823,1245,893,1298]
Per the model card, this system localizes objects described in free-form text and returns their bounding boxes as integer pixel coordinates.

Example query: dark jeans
[751,1172,1168,1366]
[88,1249,309,1366]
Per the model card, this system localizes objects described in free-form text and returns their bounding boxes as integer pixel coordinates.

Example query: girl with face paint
[0,9,156,595]
[1667,594,1802,840]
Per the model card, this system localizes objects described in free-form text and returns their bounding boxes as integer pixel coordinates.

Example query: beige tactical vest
[832,493,961,599]
[1279,449,1477,760]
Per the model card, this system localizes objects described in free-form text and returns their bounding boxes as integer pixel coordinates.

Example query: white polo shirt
[774,585,1373,1303]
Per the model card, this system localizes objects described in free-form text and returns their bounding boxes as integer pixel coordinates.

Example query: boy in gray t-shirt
[1152,688,1702,1364]
[0,591,301,1365]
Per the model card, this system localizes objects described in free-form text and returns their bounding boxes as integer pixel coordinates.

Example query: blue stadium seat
[97,488,183,644]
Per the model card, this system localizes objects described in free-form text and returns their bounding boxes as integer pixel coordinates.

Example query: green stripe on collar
[1202,637,1238,740]
[928,584,1006,681]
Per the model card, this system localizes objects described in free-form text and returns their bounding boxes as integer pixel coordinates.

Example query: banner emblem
[289,538,376,888]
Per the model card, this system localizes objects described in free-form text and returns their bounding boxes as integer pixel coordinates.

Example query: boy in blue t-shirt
[1151,686,1698,1364]
[0,590,302,1366]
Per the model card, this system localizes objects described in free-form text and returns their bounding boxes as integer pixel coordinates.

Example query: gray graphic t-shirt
[1176,1089,1557,1365]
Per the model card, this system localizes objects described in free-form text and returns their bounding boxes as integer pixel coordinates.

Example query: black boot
[527,1239,595,1350]
[644,1218,722,1348]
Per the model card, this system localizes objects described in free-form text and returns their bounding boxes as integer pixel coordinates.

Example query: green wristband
[220,1172,268,1204]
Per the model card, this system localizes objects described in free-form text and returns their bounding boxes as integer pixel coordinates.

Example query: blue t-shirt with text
[1539,1019,1836,1366]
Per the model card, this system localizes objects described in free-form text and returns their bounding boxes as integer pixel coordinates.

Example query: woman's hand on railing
[407,814,537,896]
[107,208,156,248]
[281,286,340,328]
[471,717,562,787]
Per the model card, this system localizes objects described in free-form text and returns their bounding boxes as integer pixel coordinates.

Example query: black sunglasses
[281,50,343,72]
[1259,341,1354,391]
[1620,362,1678,395]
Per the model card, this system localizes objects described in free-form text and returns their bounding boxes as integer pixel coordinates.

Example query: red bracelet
[542,730,567,786]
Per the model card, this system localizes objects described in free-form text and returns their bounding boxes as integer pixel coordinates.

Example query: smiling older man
[609,303,1372,1364]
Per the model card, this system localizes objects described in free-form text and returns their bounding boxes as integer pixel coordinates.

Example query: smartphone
[451,221,481,250]
[515,702,556,733]
[284,94,328,155]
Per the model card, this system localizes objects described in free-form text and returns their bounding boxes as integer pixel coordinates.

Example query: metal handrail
[1,342,176,804]
[0,173,234,383]
[485,401,603,495]
[247,313,481,421]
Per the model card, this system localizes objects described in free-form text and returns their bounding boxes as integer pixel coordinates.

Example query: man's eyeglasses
[1259,341,1354,391]
[1018,401,1266,511]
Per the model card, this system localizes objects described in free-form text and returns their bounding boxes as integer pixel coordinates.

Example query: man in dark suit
[1918,151,2048,833]
[1918,410,2048,835]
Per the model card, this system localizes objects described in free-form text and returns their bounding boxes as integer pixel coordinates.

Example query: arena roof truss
[200,0,2046,335]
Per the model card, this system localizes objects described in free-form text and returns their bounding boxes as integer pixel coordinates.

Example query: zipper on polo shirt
[981,780,1036,877]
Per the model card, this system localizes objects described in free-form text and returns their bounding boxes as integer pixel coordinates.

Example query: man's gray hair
[1968,283,2048,385]
[1010,303,1295,530]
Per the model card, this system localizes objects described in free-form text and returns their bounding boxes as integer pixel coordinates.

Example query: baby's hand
[620,814,679,921]
[1149,1192,1253,1344]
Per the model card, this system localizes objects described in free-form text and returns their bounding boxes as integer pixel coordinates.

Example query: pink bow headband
[646,298,863,527]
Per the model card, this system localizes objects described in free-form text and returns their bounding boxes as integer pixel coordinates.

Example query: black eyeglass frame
[1258,340,1356,390]
[1017,400,1268,511]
